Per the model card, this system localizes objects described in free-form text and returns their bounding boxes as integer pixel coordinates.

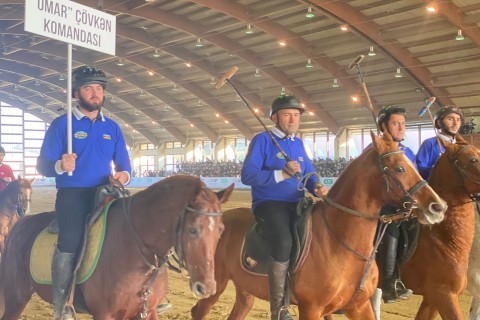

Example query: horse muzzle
[191,279,217,299]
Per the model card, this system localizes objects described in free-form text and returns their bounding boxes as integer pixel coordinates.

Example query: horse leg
[343,300,375,320]
[0,290,33,320]
[191,274,230,320]
[469,298,480,320]
[370,288,382,320]
[227,286,254,320]
[297,302,323,320]
[415,299,438,320]
[435,294,464,320]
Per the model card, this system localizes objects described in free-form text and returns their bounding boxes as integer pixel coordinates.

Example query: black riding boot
[52,247,76,320]
[380,234,412,303]
[267,258,293,320]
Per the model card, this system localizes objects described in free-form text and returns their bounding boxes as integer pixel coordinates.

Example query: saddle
[240,197,314,276]
[397,219,420,265]
[47,184,128,233]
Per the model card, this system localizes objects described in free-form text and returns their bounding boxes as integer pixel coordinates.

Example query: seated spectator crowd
[134,158,352,178]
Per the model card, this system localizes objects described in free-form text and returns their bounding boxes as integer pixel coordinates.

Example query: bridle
[322,149,427,223]
[120,185,222,318]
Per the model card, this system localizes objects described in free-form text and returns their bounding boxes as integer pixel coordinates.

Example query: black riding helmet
[0,146,5,154]
[72,66,107,98]
[376,105,406,132]
[434,105,464,129]
[269,94,305,118]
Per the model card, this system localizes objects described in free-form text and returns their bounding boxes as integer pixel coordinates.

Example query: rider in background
[241,94,328,320]
[37,66,131,320]
[0,146,16,191]
[416,105,463,180]
[375,105,414,303]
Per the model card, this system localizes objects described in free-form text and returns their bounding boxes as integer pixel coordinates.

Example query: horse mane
[135,175,204,203]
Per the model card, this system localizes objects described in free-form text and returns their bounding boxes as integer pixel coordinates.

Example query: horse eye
[395,166,405,173]
[470,158,479,165]
[189,227,199,236]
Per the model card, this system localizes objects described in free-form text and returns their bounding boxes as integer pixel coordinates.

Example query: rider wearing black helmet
[416,105,464,180]
[0,146,15,191]
[242,94,327,320]
[37,65,131,320]
[374,105,415,303]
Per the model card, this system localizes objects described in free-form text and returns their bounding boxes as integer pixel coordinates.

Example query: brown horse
[396,136,480,319]
[0,176,34,254]
[191,132,447,320]
[0,175,233,320]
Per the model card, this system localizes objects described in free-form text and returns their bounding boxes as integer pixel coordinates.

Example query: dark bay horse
[374,136,480,320]
[0,177,34,253]
[191,132,447,320]
[0,175,233,320]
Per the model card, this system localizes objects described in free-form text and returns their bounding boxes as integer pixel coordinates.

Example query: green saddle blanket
[30,200,115,285]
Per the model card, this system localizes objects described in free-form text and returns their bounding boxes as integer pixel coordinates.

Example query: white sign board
[25,0,116,55]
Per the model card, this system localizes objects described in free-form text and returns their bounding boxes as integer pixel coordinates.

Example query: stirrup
[63,306,76,320]
[277,306,293,320]
[382,279,413,304]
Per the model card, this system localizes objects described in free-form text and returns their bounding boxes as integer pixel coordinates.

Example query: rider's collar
[271,126,295,141]
[73,106,105,122]
[437,132,456,144]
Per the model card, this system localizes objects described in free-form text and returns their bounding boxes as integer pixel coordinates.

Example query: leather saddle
[240,197,315,276]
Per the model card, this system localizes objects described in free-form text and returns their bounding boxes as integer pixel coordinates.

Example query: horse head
[17,176,33,215]
[371,131,446,224]
[174,179,234,299]
[434,135,480,197]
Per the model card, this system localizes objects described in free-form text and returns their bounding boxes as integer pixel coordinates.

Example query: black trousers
[55,187,97,253]
[253,200,297,262]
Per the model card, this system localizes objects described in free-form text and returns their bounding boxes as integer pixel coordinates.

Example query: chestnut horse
[467,213,480,320]
[191,132,447,320]
[0,175,233,320]
[0,177,34,254]
[370,136,480,320]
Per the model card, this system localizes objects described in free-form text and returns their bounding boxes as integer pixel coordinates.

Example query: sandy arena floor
[18,186,471,320]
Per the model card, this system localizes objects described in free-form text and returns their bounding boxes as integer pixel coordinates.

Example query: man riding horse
[37,66,131,320]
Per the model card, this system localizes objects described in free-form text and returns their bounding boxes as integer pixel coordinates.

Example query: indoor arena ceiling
[0,0,480,146]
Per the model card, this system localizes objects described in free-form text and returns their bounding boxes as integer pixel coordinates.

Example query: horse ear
[216,183,234,204]
[381,130,394,142]
[371,130,386,153]
[455,134,468,145]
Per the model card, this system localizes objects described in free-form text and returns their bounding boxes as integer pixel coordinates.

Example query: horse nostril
[430,203,445,214]
[193,282,206,298]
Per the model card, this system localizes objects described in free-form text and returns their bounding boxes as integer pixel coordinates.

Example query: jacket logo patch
[298,157,304,162]
[103,134,112,140]
[276,152,285,159]
[74,131,88,139]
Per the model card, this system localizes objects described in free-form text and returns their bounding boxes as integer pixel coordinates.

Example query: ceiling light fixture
[134,109,139,116]
[236,94,242,102]
[278,40,287,47]
[172,84,178,91]
[254,108,259,113]
[254,69,261,77]
[139,90,145,96]
[34,80,40,86]
[147,70,154,76]
[185,61,192,67]
[351,96,358,102]
[116,58,124,66]
[368,45,376,56]
[332,78,339,88]
[59,74,65,81]
[152,49,160,58]
[245,24,254,35]
[395,67,403,78]
[306,7,315,19]
[306,58,314,68]
[281,87,286,95]
[210,77,216,85]
[215,113,220,118]
[340,24,349,31]
[456,29,465,41]
[195,38,204,48]
[425,4,437,13]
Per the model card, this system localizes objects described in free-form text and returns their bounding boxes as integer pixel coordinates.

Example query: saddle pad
[30,200,115,285]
